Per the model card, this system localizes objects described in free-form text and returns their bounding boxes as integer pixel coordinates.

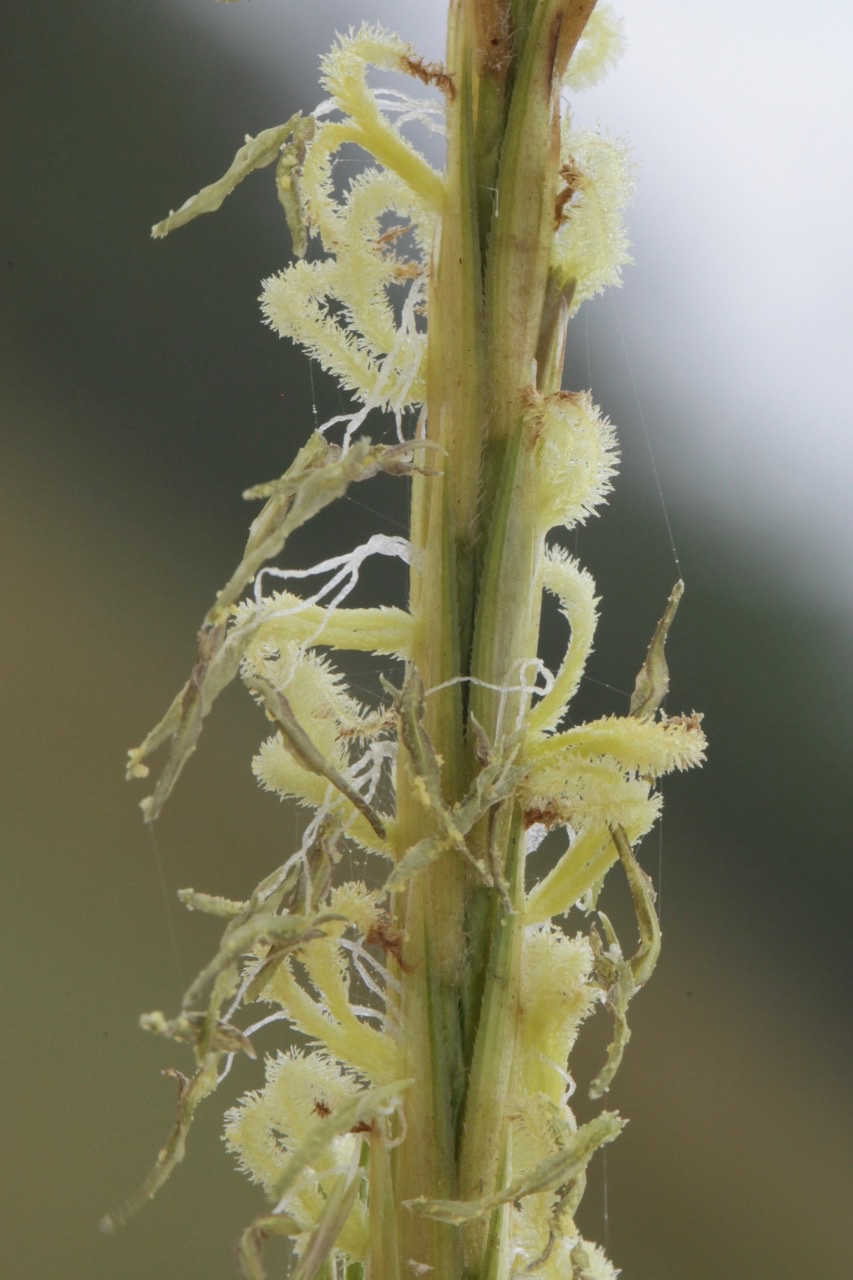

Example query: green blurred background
[3,2,850,1277]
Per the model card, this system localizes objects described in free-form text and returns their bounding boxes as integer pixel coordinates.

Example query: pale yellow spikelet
[529,547,599,738]
[327,881,383,936]
[530,712,708,780]
[253,734,392,851]
[248,644,395,854]
[247,643,367,788]
[514,1231,621,1280]
[261,258,381,403]
[224,1049,370,1262]
[264,961,395,1082]
[571,1238,622,1279]
[519,924,596,1101]
[252,737,343,812]
[527,389,619,535]
[260,923,398,1083]
[525,821,649,926]
[506,1095,579,1270]
[333,167,428,334]
[522,760,662,847]
[318,24,444,210]
[295,118,349,246]
[297,24,443,242]
[536,1235,573,1279]
[223,1048,360,1191]
[508,1093,570,1176]
[321,23,413,108]
[236,589,413,660]
[260,164,432,409]
[564,4,626,91]
[260,24,442,413]
[555,130,633,316]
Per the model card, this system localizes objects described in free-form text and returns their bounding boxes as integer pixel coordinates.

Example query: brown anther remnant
[555,160,582,227]
[366,916,413,972]
[401,54,456,99]
[523,805,566,831]
[377,222,413,247]
[392,261,423,282]
[521,387,547,449]
[522,386,583,448]
[312,1100,375,1136]
[666,712,704,734]
[337,709,396,740]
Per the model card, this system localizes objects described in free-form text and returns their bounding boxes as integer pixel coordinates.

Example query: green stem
[458,807,525,1278]
[393,3,599,1275]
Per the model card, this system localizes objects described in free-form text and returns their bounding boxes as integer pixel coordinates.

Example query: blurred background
[2,1,851,1276]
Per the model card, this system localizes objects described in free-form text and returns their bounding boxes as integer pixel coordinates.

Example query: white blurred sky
[175,0,853,613]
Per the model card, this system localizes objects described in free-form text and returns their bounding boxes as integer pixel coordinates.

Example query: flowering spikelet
[114,10,705,1279]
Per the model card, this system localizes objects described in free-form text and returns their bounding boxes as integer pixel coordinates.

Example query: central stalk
[393,3,597,1276]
